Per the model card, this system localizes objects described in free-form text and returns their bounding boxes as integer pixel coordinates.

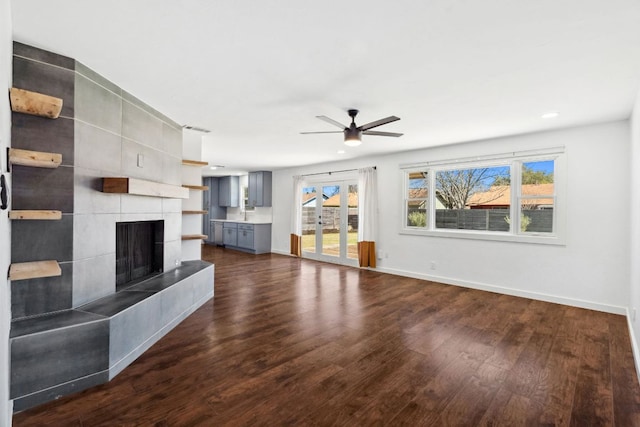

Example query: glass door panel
[301,181,358,267]
[301,186,317,254]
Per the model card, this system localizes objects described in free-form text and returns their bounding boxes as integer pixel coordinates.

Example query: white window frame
[400,147,566,245]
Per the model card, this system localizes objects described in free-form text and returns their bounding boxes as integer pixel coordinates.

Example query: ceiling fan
[301,109,403,146]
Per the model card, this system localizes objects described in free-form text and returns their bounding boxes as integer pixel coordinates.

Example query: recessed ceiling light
[337,150,346,154]
[209,165,225,170]
[541,111,560,119]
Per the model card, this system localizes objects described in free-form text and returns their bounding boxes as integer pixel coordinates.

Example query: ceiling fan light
[344,136,362,147]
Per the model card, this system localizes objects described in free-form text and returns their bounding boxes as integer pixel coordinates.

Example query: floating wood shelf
[9,210,62,220]
[182,234,208,241]
[10,87,63,119]
[9,260,62,281]
[182,159,208,167]
[102,177,189,199]
[182,185,208,191]
[8,148,62,169]
[182,210,208,215]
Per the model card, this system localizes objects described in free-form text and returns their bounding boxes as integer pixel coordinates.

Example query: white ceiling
[11,0,640,176]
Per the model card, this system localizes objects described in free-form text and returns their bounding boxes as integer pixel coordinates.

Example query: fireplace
[116,220,164,290]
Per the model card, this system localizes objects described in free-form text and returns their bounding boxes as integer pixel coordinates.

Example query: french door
[301,181,358,266]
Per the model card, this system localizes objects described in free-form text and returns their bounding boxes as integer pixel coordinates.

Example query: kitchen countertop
[210,219,273,225]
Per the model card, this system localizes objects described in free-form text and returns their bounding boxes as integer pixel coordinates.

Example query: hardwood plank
[182,184,208,191]
[9,210,62,220]
[10,87,63,119]
[102,177,189,199]
[12,246,640,426]
[182,210,208,215]
[181,234,207,240]
[181,159,208,167]
[8,148,62,169]
[9,260,61,281]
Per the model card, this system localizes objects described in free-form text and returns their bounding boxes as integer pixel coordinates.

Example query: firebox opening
[116,220,164,291]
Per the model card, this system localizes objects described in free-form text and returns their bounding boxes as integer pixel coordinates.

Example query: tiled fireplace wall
[11,42,184,318]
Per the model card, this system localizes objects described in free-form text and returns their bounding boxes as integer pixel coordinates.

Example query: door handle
[0,174,7,210]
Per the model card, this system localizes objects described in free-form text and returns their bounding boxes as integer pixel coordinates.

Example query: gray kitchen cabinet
[236,224,254,249]
[247,171,272,207]
[218,176,239,207]
[223,222,238,246]
[223,222,271,254]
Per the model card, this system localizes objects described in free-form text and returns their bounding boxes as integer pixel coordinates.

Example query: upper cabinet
[248,171,272,208]
[218,175,239,207]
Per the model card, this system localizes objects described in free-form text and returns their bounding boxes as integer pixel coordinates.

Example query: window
[402,149,564,244]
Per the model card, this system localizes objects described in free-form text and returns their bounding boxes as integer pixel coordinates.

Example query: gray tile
[163,212,181,242]
[192,265,215,304]
[162,198,182,213]
[11,262,74,319]
[120,194,163,214]
[162,123,182,158]
[162,153,182,186]
[75,73,122,134]
[79,291,154,317]
[75,61,121,95]
[74,167,121,214]
[163,240,182,272]
[121,139,164,182]
[160,277,194,326]
[108,293,162,364]
[10,308,105,338]
[11,114,74,165]
[12,370,109,413]
[72,254,116,307]
[122,101,163,150]
[11,165,74,212]
[75,121,122,174]
[11,214,73,263]
[122,90,180,129]
[10,320,109,398]
[13,41,75,70]
[13,56,75,118]
[119,213,163,223]
[73,214,118,260]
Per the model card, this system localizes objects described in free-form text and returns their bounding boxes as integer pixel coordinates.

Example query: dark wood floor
[13,246,640,426]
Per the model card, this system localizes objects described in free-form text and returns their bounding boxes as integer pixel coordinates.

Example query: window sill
[399,227,566,246]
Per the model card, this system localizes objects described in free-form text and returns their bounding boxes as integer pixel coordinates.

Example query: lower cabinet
[222,222,271,254]
[223,223,237,246]
[237,224,254,249]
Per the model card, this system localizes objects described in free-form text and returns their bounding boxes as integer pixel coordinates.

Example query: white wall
[629,89,640,374]
[0,0,12,421]
[273,120,631,314]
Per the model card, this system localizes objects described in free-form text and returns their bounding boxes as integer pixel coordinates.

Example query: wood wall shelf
[10,87,63,119]
[182,210,208,215]
[182,159,208,167]
[102,177,189,199]
[9,210,62,220]
[8,148,62,169]
[182,185,208,191]
[9,260,62,281]
[182,234,208,241]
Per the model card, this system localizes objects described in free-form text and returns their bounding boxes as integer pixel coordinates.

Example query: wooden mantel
[102,177,189,199]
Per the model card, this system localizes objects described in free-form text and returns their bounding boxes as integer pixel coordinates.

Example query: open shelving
[10,87,63,119]
[9,210,62,220]
[8,148,62,169]
[9,260,62,281]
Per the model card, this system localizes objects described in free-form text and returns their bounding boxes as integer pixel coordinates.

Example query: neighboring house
[323,192,358,207]
[467,183,554,210]
[302,192,329,207]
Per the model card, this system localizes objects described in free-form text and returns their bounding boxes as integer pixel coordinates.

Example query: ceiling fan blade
[316,115,347,129]
[300,131,343,134]
[363,130,404,137]
[359,116,400,131]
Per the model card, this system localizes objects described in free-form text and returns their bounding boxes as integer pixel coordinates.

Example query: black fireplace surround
[116,220,164,290]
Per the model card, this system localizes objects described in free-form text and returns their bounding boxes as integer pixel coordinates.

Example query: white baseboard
[270,248,294,256]
[626,309,640,385]
[376,266,627,315]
